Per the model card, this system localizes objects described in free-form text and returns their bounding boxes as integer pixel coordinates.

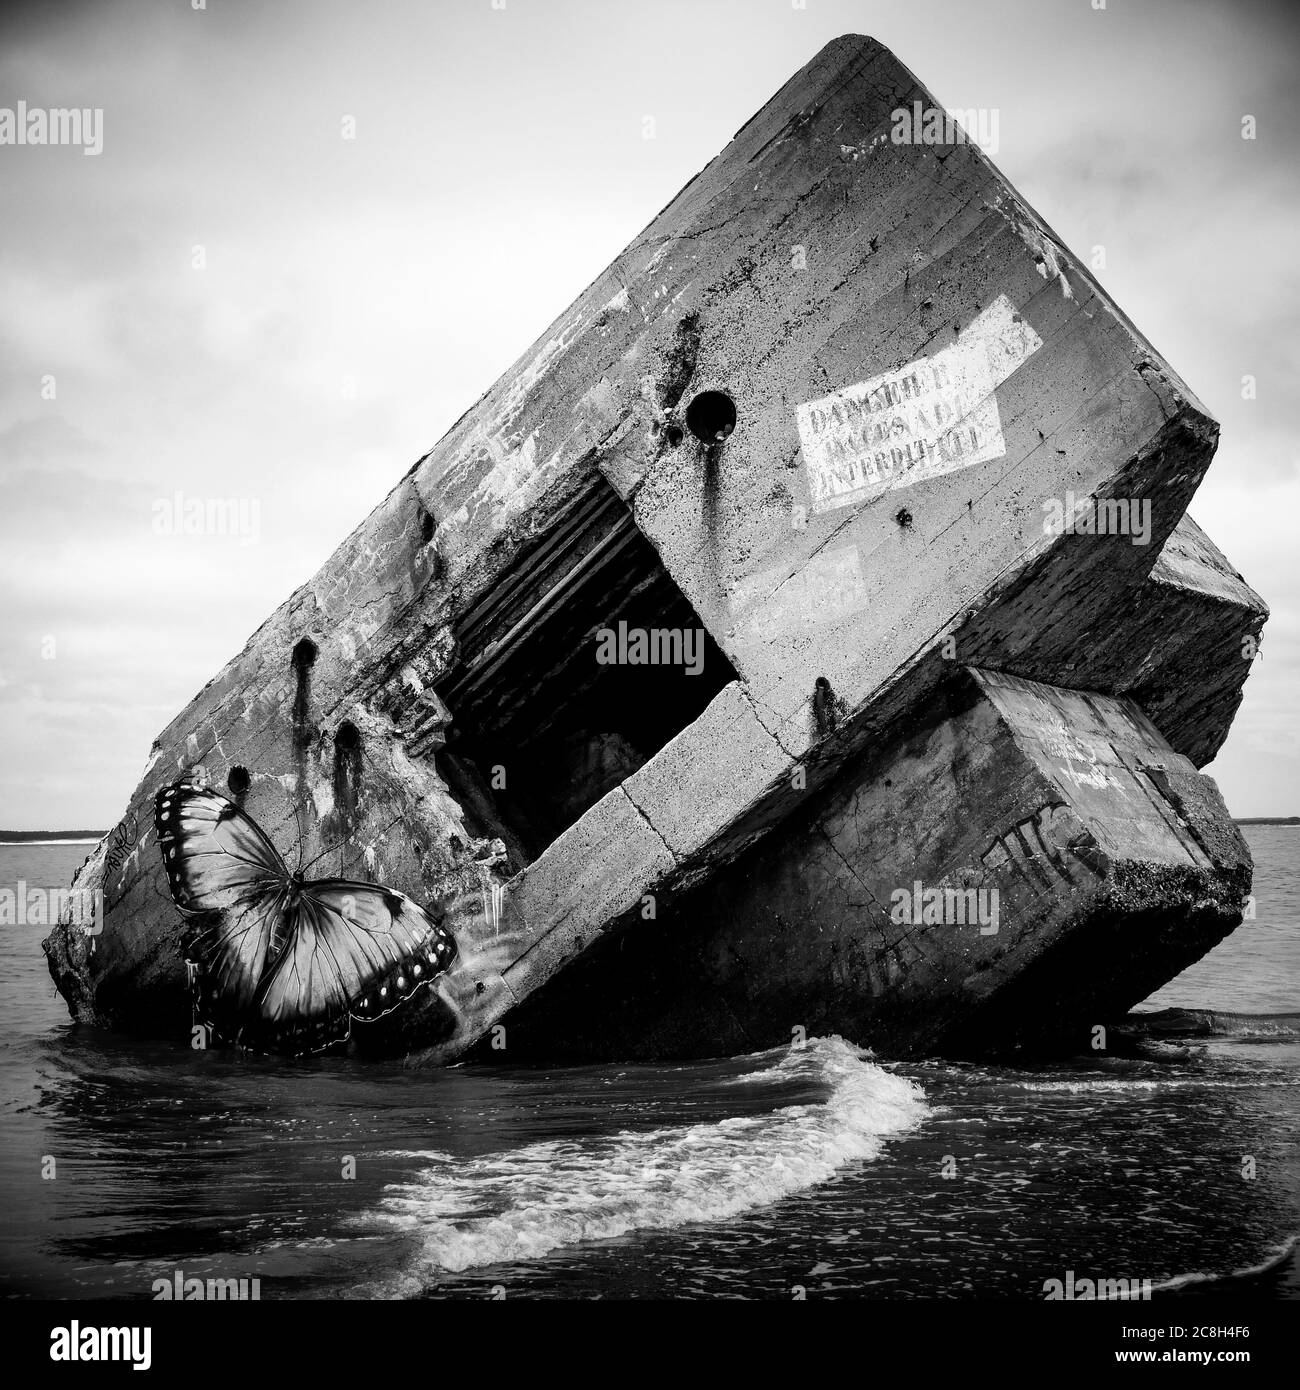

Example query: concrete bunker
[435,470,735,862]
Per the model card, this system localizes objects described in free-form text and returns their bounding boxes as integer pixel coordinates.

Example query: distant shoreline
[0,816,1296,844]
[0,832,105,844]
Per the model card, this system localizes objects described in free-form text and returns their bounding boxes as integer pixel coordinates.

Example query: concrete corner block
[622,680,791,859]
[502,786,676,1001]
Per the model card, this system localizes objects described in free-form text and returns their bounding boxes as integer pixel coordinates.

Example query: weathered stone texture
[44,36,1263,1062]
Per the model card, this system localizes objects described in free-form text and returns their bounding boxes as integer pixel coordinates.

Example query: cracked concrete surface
[44,35,1264,1063]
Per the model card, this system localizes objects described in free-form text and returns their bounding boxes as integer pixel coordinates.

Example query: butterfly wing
[248,881,458,1054]
[154,781,292,1027]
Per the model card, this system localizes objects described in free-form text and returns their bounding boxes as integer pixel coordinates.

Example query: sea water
[1,830,1296,1299]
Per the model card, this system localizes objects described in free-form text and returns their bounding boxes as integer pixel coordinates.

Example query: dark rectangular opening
[435,468,735,864]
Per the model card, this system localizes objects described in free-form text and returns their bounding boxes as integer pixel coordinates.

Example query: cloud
[1,0,1295,824]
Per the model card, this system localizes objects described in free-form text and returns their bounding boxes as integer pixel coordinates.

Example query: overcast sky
[1,0,1296,826]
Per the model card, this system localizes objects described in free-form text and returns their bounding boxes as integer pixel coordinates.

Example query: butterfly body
[154,781,457,1055]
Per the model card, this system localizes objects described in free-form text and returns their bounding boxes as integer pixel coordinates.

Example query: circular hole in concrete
[895,508,913,529]
[227,765,250,796]
[685,390,736,444]
[335,720,361,752]
[291,637,318,670]
[664,424,684,448]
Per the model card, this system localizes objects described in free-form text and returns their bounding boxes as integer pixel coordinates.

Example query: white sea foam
[357,1036,927,1288]
[1008,1076,1295,1094]
[1148,1233,1300,1296]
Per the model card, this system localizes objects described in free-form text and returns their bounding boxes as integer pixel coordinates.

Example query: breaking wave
[1125,1008,1300,1040]
[1151,1234,1300,1296]
[356,1036,927,1288]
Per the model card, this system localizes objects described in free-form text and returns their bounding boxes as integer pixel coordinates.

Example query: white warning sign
[798,295,1043,513]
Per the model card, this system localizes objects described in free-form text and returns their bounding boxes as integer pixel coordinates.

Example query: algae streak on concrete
[45,35,1265,1062]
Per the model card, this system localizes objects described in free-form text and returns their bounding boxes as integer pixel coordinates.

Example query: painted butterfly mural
[154,780,457,1055]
